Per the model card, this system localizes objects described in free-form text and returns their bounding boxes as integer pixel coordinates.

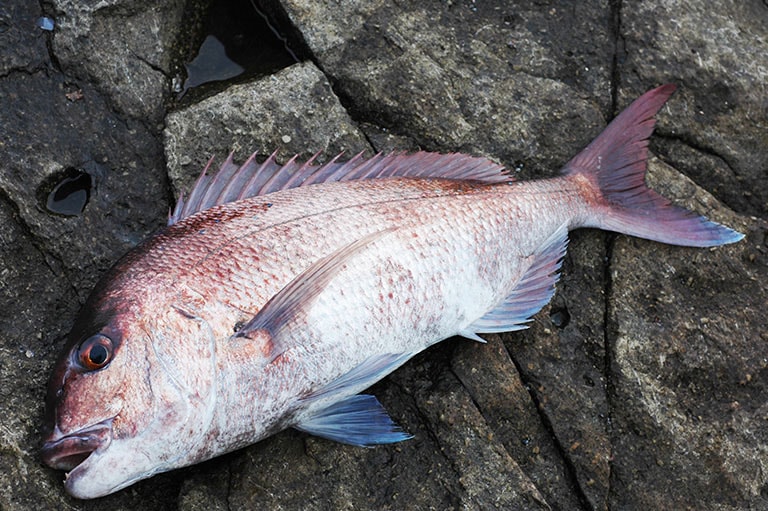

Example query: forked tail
[562,84,743,247]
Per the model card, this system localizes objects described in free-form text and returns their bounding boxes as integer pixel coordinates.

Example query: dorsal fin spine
[302,152,346,186]
[333,152,368,182]
[263,154,298,195]
[169,150,510,225]
[233,152,261,201]
[201,152,236,208]
[190,157,215,209]
[239,150,278,201]
[217,153,247,203]
[284,151,321,189]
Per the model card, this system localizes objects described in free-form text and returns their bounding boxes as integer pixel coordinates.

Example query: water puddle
[43,168,92,216]
[175,0,299,100]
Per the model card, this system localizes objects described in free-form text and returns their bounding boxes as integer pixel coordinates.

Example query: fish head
[41,286,220,499]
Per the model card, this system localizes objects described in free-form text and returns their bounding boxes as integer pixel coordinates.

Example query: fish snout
[41,420,112,471]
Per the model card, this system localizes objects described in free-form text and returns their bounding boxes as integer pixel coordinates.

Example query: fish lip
[41,419,113,472]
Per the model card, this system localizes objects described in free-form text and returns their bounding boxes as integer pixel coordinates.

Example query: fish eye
[77,334,114,371]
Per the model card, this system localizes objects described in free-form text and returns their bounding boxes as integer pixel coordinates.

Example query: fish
[41,84,743,499]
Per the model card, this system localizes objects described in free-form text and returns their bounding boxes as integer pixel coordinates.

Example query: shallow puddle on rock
[45,169,92,216]
[177,0,299,99]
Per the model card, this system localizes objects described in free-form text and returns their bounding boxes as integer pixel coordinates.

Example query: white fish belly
[292,182,580,398]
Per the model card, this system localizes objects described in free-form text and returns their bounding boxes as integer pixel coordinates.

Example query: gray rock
[619,0,768,217]
[0,71,167,292]
[49,0,187,123]
[164,62,373,198]
[0,2,49,74]
[0,0,765,509]
[274,0,612,173]
[608,159,766,509]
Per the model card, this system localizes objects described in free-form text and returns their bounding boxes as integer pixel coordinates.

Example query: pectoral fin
[296,394,412,446]
[466,224,569,334]
[235,229,393,350]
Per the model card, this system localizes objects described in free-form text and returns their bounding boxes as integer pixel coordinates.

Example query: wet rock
[0,71,167,293]
[273,0,612,174]
[164,62,372,197]
[509,228,613,510]
[0,0,765,509]
[0,1,49,74]
[0,197,74,511]
[48,0,187,123]
[607,160,767,509]
[452,336,587,509]
[619,0,768,217]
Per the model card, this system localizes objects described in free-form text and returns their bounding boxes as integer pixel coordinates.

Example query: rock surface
[0,0,766,509]
[165,62,372,197]
[48,0,186,123]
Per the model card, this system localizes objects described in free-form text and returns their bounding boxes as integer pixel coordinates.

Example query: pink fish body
[41,85,742,498]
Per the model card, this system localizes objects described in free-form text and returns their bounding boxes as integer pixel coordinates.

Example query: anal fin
[467,224,569,334]
[458,330,487,343]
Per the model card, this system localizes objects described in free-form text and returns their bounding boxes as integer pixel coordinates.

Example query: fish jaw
[40,420,137,499]
[41,421,159,499]
[41,419,113,471]
[41,405,213,499]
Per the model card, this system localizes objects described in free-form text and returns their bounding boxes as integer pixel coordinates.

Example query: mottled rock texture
[0,0,765,509]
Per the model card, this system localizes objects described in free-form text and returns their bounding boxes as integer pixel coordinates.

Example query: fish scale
[183,179,569,302]
[41,85,744,499]
[174,179,511,327]
[183,179,587,453]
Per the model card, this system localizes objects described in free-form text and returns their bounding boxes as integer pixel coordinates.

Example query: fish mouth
[41,420,113,472]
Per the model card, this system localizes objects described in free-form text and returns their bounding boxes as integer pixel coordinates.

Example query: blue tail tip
[701,221,745,247]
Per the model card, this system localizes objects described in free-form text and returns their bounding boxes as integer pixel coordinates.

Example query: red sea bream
[41,85,743,498]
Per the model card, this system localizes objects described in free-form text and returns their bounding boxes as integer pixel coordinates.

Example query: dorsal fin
[169,150,511,225]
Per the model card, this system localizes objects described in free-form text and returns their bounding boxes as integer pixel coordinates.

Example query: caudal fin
[562,84,743,247]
